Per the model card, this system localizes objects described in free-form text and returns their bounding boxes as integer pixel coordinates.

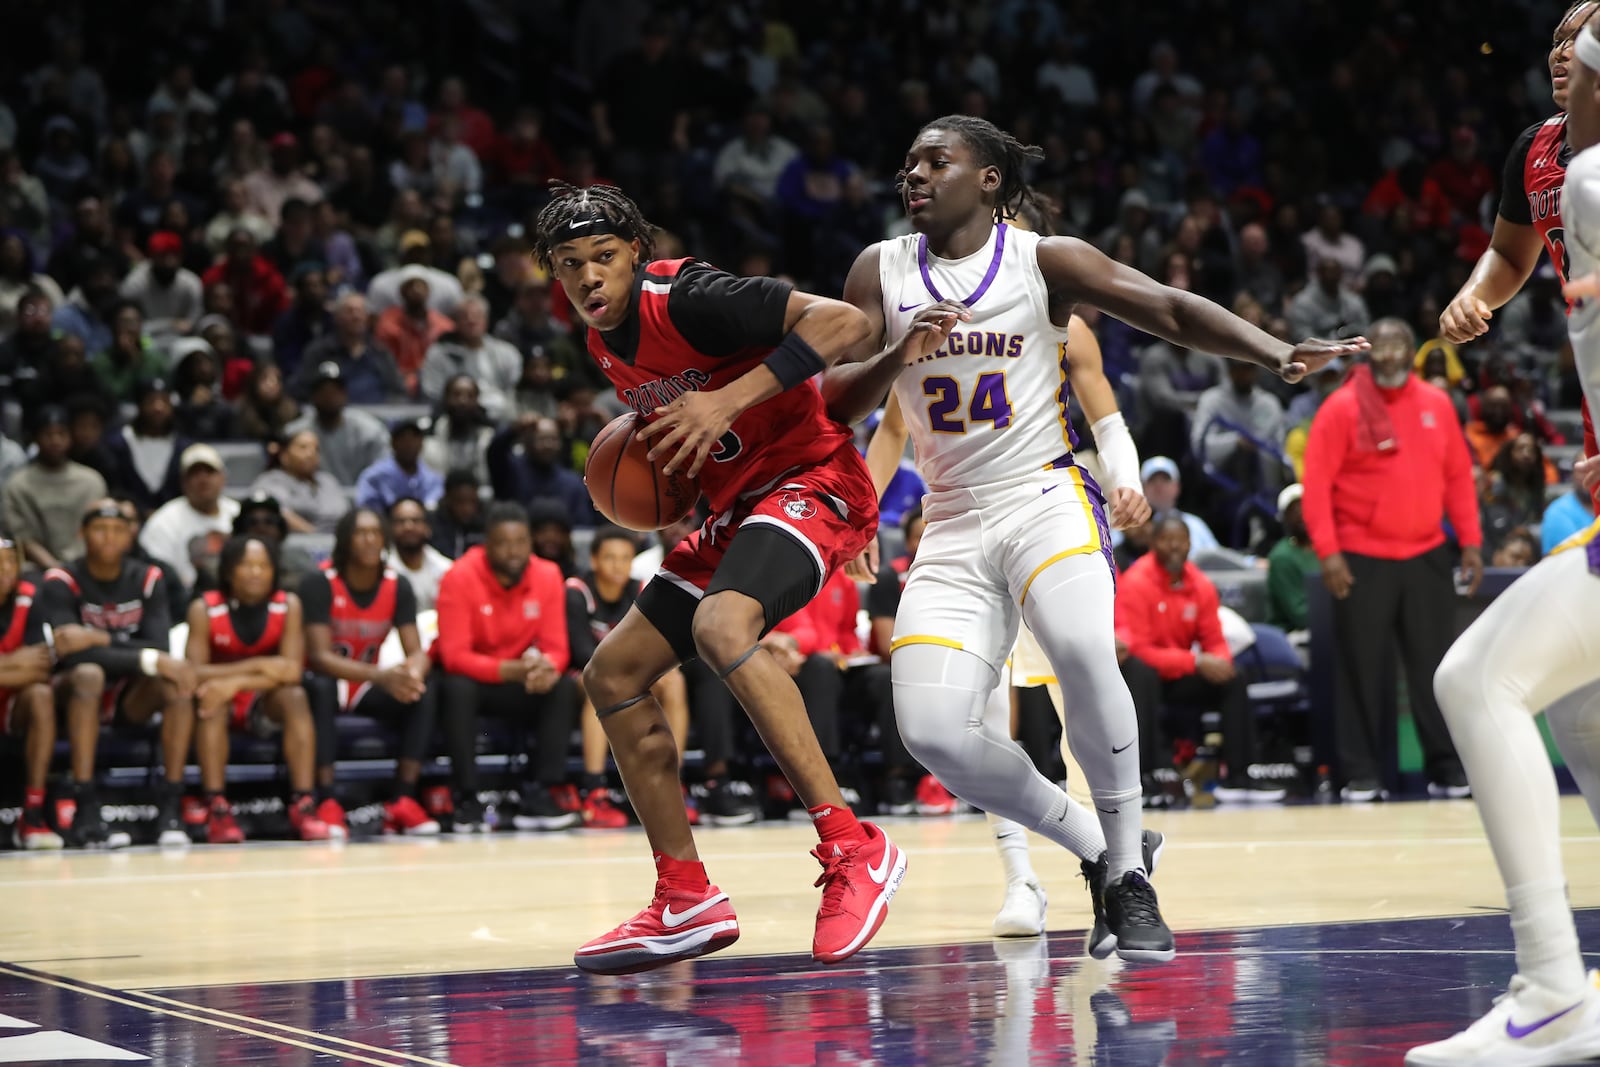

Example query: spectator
[0,531,65,850]
[528,501,581,580]
[1542,465,1597,556]
[294,292,406,405]
[170,341,235,440]
[428,115,482,202]
[34,116,91,208]
[365,230,464,316]
[714,102,799,205]
[116,150,195,247]
[1265,484,1317,633]
[184,535,324,843]
[1301,317,1478,802]
[242,132,323,224]
[432,502,581,832]
[1491,527,1539,568]
[28,334,104,417]
[430,77,496,159]
[0,232,63,338]
[1464,385,1523,470]
[0,428,25,497]
[251,428,348,533]
[1036,37,1099,109]
[374,269,453,394]
[1134,457,1220,553]
[285,362,391,486]
[1116,515,1284,803]
[422,375,494,487]
[0,152,52,256]
[147,63,216,129]
[1481,433,1557,554]
[1191,361,1288,489]
[491,107,563,198]
[89,302,166,404]
[103,378,190,513]
[203,179,275,255]
[490,414,598,528]
[230,362,301,442]
[386,497,452,613]
[121,231,203,348]
[65,395,117,485]
[51,259,123,357]
[1498,263,1568,354]
[429,468,486,560]
[1233,222,1284,313]
[201,228,288,335]
[1284,360,1348,478]
[1137,338,1223,458]
[356,418,444,513]
[420,295,522,414]
[36,498,198,849]
[3,407,107,570]
[1426,126,1495,222]
[1301,203,1365,287]
[110,494,189,619]
[259,198,325,280]
[0,288,58,396]
[47,195,127,295]
[1287,258,1371,343]
[1115,517,1154,572]
[512,350,560,420]
[139,444,242,590]
[302,507,441,838]
[493,276,586,383]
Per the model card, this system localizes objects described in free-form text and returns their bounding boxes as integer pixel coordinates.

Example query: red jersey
[584,258,854,516]
[0,581,34,655]
[326,569,399,667]
[202,590,289,661]
[1503,112,1599,505]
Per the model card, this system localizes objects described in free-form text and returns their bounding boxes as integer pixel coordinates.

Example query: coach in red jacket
[1116,516,1282,803]
[1302,318,1478,802]
[433,501,580,832]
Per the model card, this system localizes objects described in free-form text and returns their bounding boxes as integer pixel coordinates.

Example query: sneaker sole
[814,844,908,965]
[573,920,741,976]
[451,822,488,834]
[1115,942,1176,964]
[19,836,65,850]
[703,811,761,827]
[157,830,191,848]
[512,814,582,831]
[915,804,959,816]
[1213,787,1288,804]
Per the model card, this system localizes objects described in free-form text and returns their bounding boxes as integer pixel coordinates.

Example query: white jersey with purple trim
[1563,144,1600,423]
[877,223,1077,495]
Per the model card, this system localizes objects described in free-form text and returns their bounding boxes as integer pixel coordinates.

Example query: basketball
[584,412,699,532]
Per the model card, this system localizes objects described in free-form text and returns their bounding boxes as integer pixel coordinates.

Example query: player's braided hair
[532,182,656,270]
[899,116,1045,225]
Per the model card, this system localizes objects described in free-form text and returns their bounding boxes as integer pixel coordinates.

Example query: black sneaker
[512,785,581,831]
[1141,769,1183,810]
[155,784,190,847]
[62,787,130,850]
[452,793,489,833]
[1102,870,1174,963]
[1213,769,1288,804]
[879,776,916,816]
[1084,830,1166,960]
[698,779,761,826]
[1427,766,1471,799]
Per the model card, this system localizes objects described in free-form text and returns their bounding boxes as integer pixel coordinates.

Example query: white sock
[1509,879,1588,998]
[1090,787,1146,881]
[1035,791,1107,864]
[989,814,1039,885]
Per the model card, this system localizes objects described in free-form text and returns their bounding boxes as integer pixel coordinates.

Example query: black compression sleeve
[298,571,333,626]
[392,576,418,628]
[667,260,793,356]
[1498,123,1539,225]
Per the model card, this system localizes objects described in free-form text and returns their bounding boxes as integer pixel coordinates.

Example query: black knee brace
[712,644,765,681]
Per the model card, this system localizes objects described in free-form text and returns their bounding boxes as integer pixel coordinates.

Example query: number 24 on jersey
[922,372,1013,434]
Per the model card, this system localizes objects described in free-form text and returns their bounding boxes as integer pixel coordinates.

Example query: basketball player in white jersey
[1406,23,1600,1067]
[824,115,1363,961]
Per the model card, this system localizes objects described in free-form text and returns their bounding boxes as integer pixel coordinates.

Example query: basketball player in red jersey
[1442,0,1600,503]
[185,536,326,843]
[0,530,60,849]
[534,182,907,974]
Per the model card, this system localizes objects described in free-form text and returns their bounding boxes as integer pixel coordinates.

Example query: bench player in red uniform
[185,535,324,843]
[0,530,60,849]
[533,182,904,974]
[301,508,440,838]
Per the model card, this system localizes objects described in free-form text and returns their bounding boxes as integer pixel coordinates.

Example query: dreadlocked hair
[531,181,656,270]
[898,115,1045,225]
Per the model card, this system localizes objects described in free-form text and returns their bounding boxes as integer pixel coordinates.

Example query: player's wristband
[1089,411,1141,494]
[42,623,56,665]
[763,332,827,391]
[140,648,161,677]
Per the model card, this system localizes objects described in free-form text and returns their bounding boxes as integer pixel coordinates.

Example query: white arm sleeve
[1563,146,1600,422]
[1089,411,1141,495]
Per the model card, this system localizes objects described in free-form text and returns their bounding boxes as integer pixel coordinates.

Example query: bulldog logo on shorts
[782,492,816,521]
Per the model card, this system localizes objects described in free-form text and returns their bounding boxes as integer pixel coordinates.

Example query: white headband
[1577,27,1600,73]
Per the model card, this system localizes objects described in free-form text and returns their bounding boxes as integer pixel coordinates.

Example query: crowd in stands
[2,0,1597,842]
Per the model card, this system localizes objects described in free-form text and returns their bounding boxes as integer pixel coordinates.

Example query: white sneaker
[992,878,1048,938]
[1405,972,1600,1066]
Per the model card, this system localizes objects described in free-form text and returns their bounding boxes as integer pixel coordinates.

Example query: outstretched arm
[1037,237,1366,383]
[1067,315,1148,529]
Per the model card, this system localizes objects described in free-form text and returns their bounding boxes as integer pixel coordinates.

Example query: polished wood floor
[5,799,1599,992]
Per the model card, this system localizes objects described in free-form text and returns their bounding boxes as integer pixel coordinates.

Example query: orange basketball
[584,412,699,532]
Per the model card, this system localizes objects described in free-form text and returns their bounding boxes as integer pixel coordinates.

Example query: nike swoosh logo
[661,893,728,928]
[1097,807,1120,814]
[1112,740,1135,754]
[898,302,924,313]
[1042,484,1060,496]
[1506,1002,1582,1039]
[866,842,894,884]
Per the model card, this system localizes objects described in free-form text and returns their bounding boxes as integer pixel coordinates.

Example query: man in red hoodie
[1303,317,1481,803]
[432,501,581,833]
[1116,516,1283,804]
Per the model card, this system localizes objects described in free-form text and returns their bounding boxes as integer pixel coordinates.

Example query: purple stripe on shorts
[1079,468,1117,589]
[1588,534,1600,577]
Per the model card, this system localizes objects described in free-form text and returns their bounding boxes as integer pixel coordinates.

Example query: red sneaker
[914,775,961,816]
[581,790,629,829]
[422,785,454,820]
[288,796,330,841]
[317,797,350,839]
[811,821,908,965]
[206,798,245,844]
[13,806,63,850]
[552,783,582,814]
[574,882,740,975]
[384,795,441,835]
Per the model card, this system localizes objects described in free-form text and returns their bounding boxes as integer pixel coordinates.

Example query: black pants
[792,658,900,772]
[306,674,437,774]
[1014,686,1067,782]
[439,673,582,793]
[682,658,739,768]
[1331,546,1462,784]
[1123,655,1257,780]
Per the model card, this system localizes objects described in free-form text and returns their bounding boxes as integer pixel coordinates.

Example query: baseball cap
[81,499,128,526]
[148,231,183,256]
[180,443,225,475]
[390,414,429,436]
[311,361,345,387]
[33,405,69,432]
[1140,456,1179,482]
[133,377,173,402]
[1120,188,1152,213]
[1277,482,1304,518]
[398,229,431,253]
[270,131,298,150]
[233,492,287,536]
